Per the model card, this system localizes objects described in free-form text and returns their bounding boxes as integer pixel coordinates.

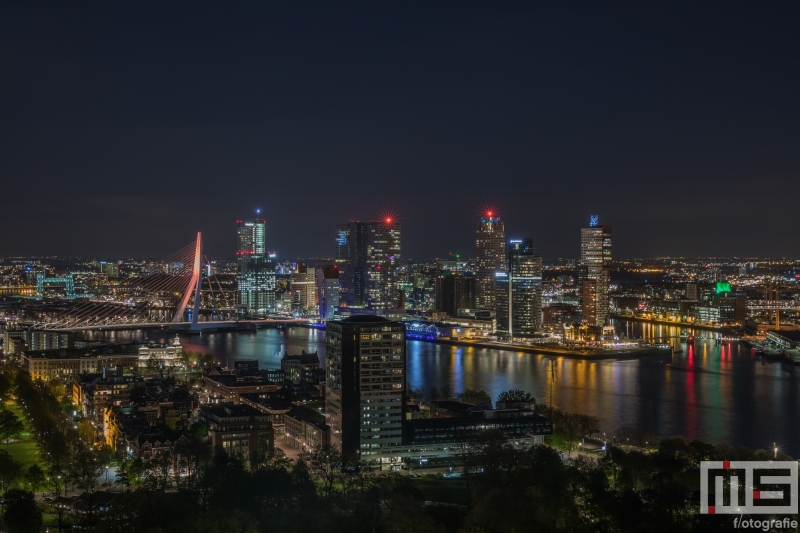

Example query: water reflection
[86,320,800,456]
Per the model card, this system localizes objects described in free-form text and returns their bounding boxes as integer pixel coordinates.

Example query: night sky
[2,3,799,260]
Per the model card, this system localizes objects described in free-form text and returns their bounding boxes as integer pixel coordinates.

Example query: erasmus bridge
[36,233,304,332]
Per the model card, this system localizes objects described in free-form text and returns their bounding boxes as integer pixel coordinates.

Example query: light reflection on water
[86,319,800,456]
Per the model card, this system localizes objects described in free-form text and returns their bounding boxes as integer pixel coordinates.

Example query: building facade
[23,349,139,381]
[336,220,401,311]
[316,265,341,319]
[475,212,506,311]
[325,316,405,465]
[290,265,317,313]
[496,239,543,337]
[137,335,182,368]
[201,403,274,467]
[580,221,612,327]
[237,218,275,314]
[434,273,476,317]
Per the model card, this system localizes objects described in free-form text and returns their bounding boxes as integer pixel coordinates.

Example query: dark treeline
[84,435,797,533]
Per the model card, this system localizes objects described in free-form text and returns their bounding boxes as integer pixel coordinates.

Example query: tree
[496,388,535,403]
[0,450,23,493]
[48,468,68,533]
[458,389,491,406]
[1,489,42,533]
[77,419,95,445]
[70,447,102,493]
[305,445,342,498]
[24,465,44,494]
[0,410,25,448]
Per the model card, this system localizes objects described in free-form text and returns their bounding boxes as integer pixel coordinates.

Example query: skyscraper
[336,219,401,311]
[325,316,405,465]
[316,265,340,320]
[495,239,542,337]
[366,218,401,310]
[237,218,275,314]
[475,211,506,310]
[580,219,612,327]
[336,222,368,307]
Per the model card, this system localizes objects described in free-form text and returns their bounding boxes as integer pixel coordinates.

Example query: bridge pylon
[171,232,203,329]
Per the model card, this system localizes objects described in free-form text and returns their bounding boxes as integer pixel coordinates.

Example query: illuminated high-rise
[475,211,506,310]
[325,316,405,466]
[366,218,401,310]
[495,239,542,336]
[237,217,275,314]
[580,219,612,327]
[237,219,265,256]
[508,239,542,336]
[336,219,401,310]
[336,222,368,307]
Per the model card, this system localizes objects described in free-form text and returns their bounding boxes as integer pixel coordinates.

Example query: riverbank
[420,337,666,360]
[610,314,724,332]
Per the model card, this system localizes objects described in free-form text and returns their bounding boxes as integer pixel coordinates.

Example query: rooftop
[341,315,391,323]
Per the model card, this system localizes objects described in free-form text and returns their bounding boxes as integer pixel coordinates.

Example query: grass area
[4,400,43,470]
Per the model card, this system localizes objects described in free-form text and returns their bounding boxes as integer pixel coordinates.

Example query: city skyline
[2,5,799,531]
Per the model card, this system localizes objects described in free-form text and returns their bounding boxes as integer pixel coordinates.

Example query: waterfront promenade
[610,313,724,332]
[424,336,665,360]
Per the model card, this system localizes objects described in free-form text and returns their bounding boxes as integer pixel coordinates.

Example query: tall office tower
[579,219,612,327]
[325,316,406,465]
[434,272,476,316]
[336,219,401,310]
[494,270,510,334]
[507,239,543,336]
[237,219,266,256]
[366,218,401,310]
[316,265,340,319]
[336,222,368,307]
[237,218,275,314]
[475,211,506,310]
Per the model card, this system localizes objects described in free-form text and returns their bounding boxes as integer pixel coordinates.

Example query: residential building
[580,221,612,327]
[200,403,274,467]
[284,405,330,453]
[23,347,139,381]
[325,316,405,465]
[281,350,321,385]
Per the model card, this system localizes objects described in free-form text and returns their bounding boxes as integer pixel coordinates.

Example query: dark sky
[2,2,799,261]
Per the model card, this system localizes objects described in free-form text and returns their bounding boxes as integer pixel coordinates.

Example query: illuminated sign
[715,281,731,294]
[590,215,599,227]
[336,231,348,246]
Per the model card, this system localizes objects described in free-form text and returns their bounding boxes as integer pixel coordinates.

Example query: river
[85,319,800,456]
